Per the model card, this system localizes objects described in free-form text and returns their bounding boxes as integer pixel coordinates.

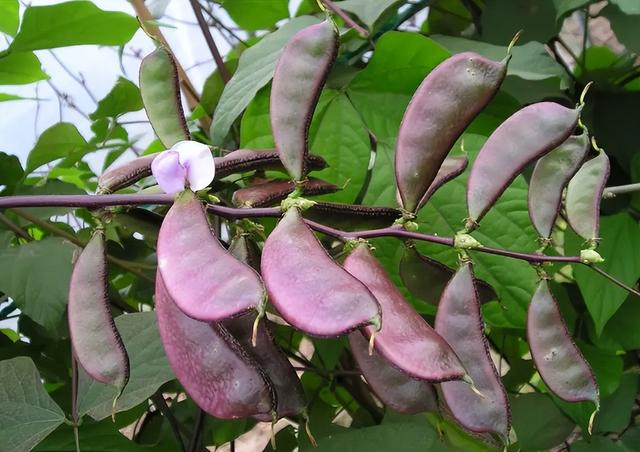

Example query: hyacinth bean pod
[348,331,438,414]
[98,150,328,194]
[528,131,591,239]
[155,274,275,419]
[232,178,339,207]
[435,263,510,438]
[343,243,466,382]
[139,47,190,148]
[467,102,580,225]
[215,150,328,178]
[395,52,507,213]
[98,154,157,193]
[270,20,338,181]
[417,155,468,210]
[565,151,610,243]
[304,202,401,230]
[157,190,265,321]
[227,235,306,420]
[400,245,496,305]
[261,208,381,337]
[527,280,598,404]
[223,312,305,420]
[68,229,129,390]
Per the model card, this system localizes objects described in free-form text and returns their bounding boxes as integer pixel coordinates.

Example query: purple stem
[0,194,582,265]
[322,0,369,37]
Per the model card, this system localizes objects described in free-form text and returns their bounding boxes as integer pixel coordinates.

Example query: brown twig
[188,0,231,83]
[322,0,369,37]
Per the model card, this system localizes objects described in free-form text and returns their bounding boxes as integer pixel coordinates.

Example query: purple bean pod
[68,229,129,390]
[157,190,265,321]
[435,263,510,439]
[270,20,338,181]
[467,102,580,226]
[348,330,438,414]
[303,202,401,230]
[417,155,468,210]
[98,154,157,194]
[527,280,598,405]
[155,273,275,419]
[261,208,381,337]
[343,243,466,382]
[226,236,306,420]
[395,52,507,213]
[528,131,591,239]
[565,151,610,244]
[232,178,339,207]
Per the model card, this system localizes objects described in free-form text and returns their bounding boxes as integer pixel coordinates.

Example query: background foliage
[1,0,639,450]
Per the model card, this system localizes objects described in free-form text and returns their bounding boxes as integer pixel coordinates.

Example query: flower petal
[151,150,187,195]
[173,140,215,191]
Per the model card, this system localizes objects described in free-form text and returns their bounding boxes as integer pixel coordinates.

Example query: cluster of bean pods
[68,16,609,447]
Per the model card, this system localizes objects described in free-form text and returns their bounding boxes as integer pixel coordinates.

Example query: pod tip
[579,81,594,108]
[463,374,486,399]
[506,30,523,57]
[587,408,598,435]
[304,412,318,447]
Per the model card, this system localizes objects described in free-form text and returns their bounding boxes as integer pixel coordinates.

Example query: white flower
[151,140,215,195]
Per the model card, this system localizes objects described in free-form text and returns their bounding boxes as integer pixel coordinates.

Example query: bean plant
[1,1,640,451]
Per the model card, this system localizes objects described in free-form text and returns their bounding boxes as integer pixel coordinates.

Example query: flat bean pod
[139,47,190,148]
[232,178,339,207]
[417,155,468,210]
[527,280,598,404]
[349,330,438,415]
[227,236,306,420]
[98,154,157,193]
[303,202,400,230]
[68,230,129,390]
[395,52,507,213]
[529,131,591,239]
[435,263,510,438]
[223,312,305,420]
[155,274,275,419]
[157,190,265,321]
[261,208,380,337]
[343,243,466,382]
[270,20,338,181]
[215,150,328,178]
[565,151,610,243]
[467,102,580,225]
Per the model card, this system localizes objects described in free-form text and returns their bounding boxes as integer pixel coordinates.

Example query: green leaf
[0,356,66,452]
[11,1,138,51]
[579,342,623,398]
[610,0,640,14]
[211,15,320,145]
[594,295,640,351]
[308,90,372,203]
[571,436,629,452]
[201,58,238,115]
[90,77,143,120]
[431,35,565,81]
[0,152,24,192]
[223,0,289,31]
[26,122,89,173]
[553,0,593,19]
[35,420,151,451]
[77,312,174,421]
[602,4,640,54]
[422,0,472,35]
[593,373,639,433]
[240,86,276,149]
[0,0,19,36]
[481,0,557,45]
[0,51,48,85]
[570,213,640,335]
[336,0,399,29]
[0,93,33,102]
[0,238,74,334]
[511,393,575,451]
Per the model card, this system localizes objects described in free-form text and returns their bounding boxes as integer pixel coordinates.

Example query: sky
[0,0,238,173]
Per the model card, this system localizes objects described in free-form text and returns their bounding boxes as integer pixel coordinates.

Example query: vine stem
[0,194,582,265]
[602,183,640,198]
[71,353,80,452]
[322,0,369,36]
[150,392,186,452]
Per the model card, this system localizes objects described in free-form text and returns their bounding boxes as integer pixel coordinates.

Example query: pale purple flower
[151,140,215,195]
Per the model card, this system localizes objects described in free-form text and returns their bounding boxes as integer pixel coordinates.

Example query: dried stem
[188,0,231,83]
[71,353,80,452]
[0,212,32,241]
